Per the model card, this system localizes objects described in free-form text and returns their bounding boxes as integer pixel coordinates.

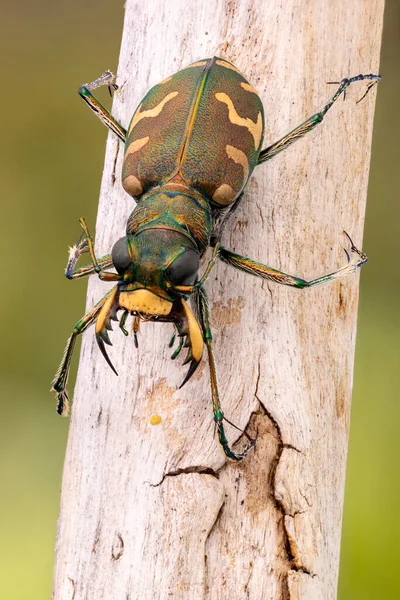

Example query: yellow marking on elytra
[212,183,235,206]
[128,91,179,134]
[241,82,258,95]
[122,175,143,197]
[150,414,162,426]
[159,76,173,85]
[226,145,249,184]
[215,60,242,74]
[216,92,262,149]
[124,136,149,159]
[186,60,208,68]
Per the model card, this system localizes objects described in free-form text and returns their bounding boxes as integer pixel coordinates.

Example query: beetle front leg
[218,232,367,288]
[194,285,256,461]
[79,71,127,142]
[65,233,113,280]
[52,286,117,416]
[257,73,380,164]
[77,218,120,282]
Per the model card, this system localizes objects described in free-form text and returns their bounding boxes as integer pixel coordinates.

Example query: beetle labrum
[52,57,380,460]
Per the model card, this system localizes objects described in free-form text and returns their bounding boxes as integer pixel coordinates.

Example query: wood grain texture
[53,1,384,598]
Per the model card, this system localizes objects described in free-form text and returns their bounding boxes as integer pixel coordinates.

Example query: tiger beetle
[52,57,380,460]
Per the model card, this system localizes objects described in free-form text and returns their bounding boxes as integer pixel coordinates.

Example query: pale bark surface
[53,1,384,599]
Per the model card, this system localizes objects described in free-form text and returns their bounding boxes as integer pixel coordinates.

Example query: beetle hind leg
[194,285,256,461]
[218,231,367,289]
[257,72,380,164]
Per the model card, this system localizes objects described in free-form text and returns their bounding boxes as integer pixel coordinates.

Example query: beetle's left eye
[112,237,132,274]
[166,249,200,286]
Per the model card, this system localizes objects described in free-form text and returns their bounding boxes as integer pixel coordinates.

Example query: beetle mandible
[52,57,380,460]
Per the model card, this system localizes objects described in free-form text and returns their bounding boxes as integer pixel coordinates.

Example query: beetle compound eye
[166,249,200,286]
[112,237,132,274]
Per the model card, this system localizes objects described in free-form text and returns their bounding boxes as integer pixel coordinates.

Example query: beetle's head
[95,229,203,385]
[112,229,200,298]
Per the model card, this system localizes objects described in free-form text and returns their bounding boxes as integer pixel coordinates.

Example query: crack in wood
[149,466,220,487]
[254,360,316,596]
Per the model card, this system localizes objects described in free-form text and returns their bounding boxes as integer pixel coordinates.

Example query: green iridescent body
[52,57,380,460]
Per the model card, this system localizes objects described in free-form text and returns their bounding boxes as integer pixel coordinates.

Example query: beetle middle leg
[198,242,221,285]
[194,285,256,461]
[79,71,127,143]
[218,231,367,288]
[257,73,380,164]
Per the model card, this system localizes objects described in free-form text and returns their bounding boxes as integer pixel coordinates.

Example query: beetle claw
[97,336,118,376]
[96,324,118,375]
[97,328,112,346]
[179,359,200,388]
[169,299,203,384]
[94,286,119,374]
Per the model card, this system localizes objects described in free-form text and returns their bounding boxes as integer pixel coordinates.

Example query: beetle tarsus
[217,420,257,461]
[85,70,117,92]
[56,390,69,417]
[356,79,380,104]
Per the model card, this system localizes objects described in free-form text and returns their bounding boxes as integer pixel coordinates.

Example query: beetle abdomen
[122,57,264,207]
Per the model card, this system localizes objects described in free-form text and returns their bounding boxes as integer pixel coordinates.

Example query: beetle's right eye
[112,237,132,274]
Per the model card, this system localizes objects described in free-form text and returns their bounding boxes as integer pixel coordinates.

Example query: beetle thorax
[126,185,212,254]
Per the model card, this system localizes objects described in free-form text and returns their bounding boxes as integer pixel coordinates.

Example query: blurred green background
[0,1,398,598]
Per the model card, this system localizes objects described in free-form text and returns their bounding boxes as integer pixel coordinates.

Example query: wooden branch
[53,1,384,598]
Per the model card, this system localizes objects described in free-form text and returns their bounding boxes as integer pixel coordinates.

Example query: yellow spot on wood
[150,414,162,426]
[186,60,208,68]
[212,183,236,206]
[159,75,173,85]
[215,92,262,149]
[128,91,179,134]
[241,82,258,95]
[226,145,249,184]
[122,175,143,197]
[124,136,149,159]
[215,60,242,74]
